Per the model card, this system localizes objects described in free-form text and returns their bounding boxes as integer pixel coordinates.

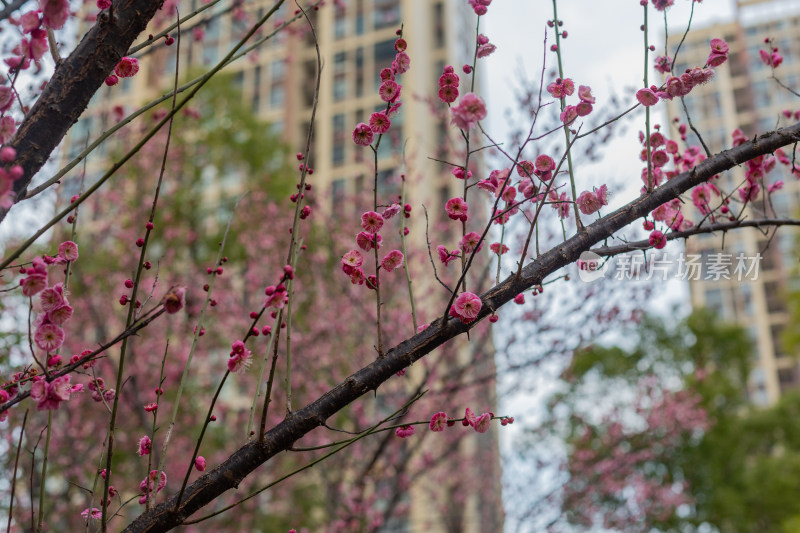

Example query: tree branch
[1,0,165,223]
[116,123,800,531]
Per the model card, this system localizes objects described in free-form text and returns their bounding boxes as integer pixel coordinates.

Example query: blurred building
[63,1,503,530]
[666,0,800,405]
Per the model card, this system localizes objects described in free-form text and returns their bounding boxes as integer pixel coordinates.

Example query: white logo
[577,251,607,282]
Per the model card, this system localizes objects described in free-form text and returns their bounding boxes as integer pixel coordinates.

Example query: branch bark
[1,0,164,223]
[121,123,800,532]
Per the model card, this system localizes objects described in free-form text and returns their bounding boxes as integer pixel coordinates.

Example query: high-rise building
[62,1,503,530]
[666,0,800,405]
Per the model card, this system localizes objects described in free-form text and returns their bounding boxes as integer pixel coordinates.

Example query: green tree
[539,309,800,532]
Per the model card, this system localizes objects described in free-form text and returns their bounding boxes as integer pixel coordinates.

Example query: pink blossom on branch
[450,292,482,324]
[429,412,448,432]
[450,92,486,130]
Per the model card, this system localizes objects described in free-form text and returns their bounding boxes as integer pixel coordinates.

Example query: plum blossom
[164,287,186,314]
[546,78,574,98]
[361,211,384,233]
[437,245,460,266]
[636,88,659,107]
[450,92,486,129]
[57,240,79,262]
[649,230,667,249]
[81,508,102,520]
[369,112,391,134]
[380,250,404,272]
[39,0,69,29]
[352,122,374,146]
[138,470,167,504]
[138,436,152,456]
[35,322,64,351]
[114,57,140,78]
[395,425,415,438]
[30,375,77,410]
[429,412,448,432]
[459,231,483,254]
[195,456,206,471]
[473,412,492,433]
[445,197,468,222]
[378,80,401,102]
[356,231,381,251]
[227,340,252,373]
[450,291,482,324]
[342,250,363,268]
[576,185,609,216]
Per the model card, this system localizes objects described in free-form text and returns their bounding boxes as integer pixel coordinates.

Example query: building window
[333,52,347,101]
[333,114,346,166]
[433,2,444,49]
[374,0,400,29]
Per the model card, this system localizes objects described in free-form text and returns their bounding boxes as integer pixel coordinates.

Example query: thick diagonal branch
[1,0,164,223]
[120,122,800,532]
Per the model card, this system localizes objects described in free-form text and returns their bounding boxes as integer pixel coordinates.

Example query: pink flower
[393,51,410,74]
[439,72,459,87]
[81,508,102,520]
[429,412,448,432]
[477,43,496,58]
[20,10,41,32]
[30,375,74,410]
[560,105,578,124]
[138,470,167,504]
[39,283,65,312]
[114,57,140,78]
[459,231,483,254]
[195,456,206,471]
[438,85,459,103]
[361,211,384,233]
[382,203,401,219]
[227,341,252,373]
[636,88,659,107]
[576,185,609,215]
[709,37,729,54]
[490,242,509,255]
[652,0,675,10]
[760,48,783,68]
[549,190,571,219]
[356,231,381,251]
[437,245,460,266]
[39,0,69,29]
[57,240,79,262]
[164,287,186,314]
[395,425,415,438]
[452,291,482,323]
[342,250,363,268]
[378,80,401,102]
[473,413,491,433]
[546,78,574,98]
[464,407,477,427]
[535,154,555,173]
[649,230,667,249]
[450,92,486,130]
[578,85,595,104]
[514,293,525,305]
[47,304,73,326]
[352,122,374,146]
[444,197,468,222]
[138,436,152,456]
[381,250,404,272]
[654,55,672,74]
[35,323,64,351]
[369,112,391,134]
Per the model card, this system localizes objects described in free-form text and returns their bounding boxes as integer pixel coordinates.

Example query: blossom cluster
[351,33,407,146]
[636,39,725,107]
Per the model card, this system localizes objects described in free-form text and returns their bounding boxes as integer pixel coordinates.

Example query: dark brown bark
[121,123,800,532]
[1,0,164,222]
